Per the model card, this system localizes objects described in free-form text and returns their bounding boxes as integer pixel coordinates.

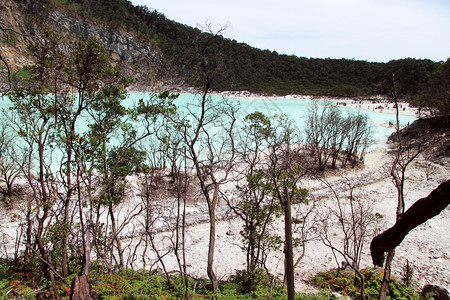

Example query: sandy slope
[0,149,448,294]
[119,147,449,293]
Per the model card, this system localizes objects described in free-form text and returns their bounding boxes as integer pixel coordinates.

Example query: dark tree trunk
[70,275,99,300]
[378,249,395,300]
[283,196,295,300]
[370,179,450,267]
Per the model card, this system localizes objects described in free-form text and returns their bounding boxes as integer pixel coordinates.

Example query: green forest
[12,0,447,101]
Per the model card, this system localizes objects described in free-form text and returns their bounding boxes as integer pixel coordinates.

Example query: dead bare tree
[161,131,191,297]
[319,184,380,300]
[306,103,343,170]
[175,22,238,295]
[376,74,424,300]
[292,200,319,269]
[181,94,238,293]
[135,127,189,289]
[0,122,24,200]
[342,112,374,167]
[173,149,190,299]
[306,103,373,170]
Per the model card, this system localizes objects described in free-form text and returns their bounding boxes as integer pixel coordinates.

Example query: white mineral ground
[220,90,422,117]
[148,149,448,293]
[136,149,449,293]
[0,98,448,295]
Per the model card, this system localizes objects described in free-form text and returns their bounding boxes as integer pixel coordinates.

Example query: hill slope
[0,0,441,96]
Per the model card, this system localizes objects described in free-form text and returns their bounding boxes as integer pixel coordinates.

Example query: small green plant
[0,278,11,297]
[310,268,421,299]
[94,272,133,299]
[1,30,17,45]
[230,268,271,294]
[221,270,286,300]
[11,67,32,82]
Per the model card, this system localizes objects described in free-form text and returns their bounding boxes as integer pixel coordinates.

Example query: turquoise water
[2,93,417,150]
[153,93,417,149]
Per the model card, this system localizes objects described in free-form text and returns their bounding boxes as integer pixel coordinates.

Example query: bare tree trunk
[108,203,124,271]
[148,229,172,286]
[70,274,98,300]
[207,204,219,292]
[371,179,450,266]
[378,74,423,299]
[182,163,189,299]
[283,196,295,300]
[61,141,75,278]
[378,249,395,300]
[84,212,91,277]
[174,156,190,298]
[377,75,402,299]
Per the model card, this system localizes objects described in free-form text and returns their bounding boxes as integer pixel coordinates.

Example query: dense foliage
[413,58,450,116]
[12,0,443,99]
[311,268,422,300]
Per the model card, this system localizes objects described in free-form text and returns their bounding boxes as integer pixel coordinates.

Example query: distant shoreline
[128,88,421,118]
[218,90,420,118]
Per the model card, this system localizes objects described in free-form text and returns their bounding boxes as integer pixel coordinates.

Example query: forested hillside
[0,0,444,98]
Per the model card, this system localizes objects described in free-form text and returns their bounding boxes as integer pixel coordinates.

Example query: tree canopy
[413,58,450,116]
[9,0,442,100]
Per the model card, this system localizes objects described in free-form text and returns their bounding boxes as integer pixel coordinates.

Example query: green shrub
[230,268,271,293]
[219,268,291,299]
[310,268,421,300]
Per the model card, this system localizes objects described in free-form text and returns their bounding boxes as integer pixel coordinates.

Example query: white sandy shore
[129,89,421,118]
[219,90,420,117]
